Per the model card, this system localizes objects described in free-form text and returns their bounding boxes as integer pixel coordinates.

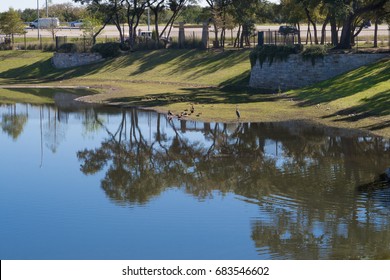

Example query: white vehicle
[69,19,84,28]
[30,18,60,29]
[138,30,152,38]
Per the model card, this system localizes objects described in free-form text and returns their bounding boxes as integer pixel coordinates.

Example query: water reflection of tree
[0,104,28,140]
[77,108,390,259]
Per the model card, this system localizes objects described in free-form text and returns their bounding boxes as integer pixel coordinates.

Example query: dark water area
[1,100,390,260]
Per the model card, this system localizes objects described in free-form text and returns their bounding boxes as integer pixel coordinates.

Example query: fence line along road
[17,24,390,39]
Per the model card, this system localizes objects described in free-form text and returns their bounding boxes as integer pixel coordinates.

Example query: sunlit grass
[0,49,389,137]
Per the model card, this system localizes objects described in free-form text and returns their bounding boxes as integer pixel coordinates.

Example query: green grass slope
[0,49,251,87]
[0,50,389,136]
[289,57,390,133]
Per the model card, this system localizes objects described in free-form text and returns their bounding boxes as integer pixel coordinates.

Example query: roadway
[19,24,390,39]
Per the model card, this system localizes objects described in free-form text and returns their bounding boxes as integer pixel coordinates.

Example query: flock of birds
[167,104,241,121]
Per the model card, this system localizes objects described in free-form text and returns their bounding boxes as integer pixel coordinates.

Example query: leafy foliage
[250,44,302,68]
[0,8,26,45]
[57,43,79,53]
[91,42,122,58]
[301,45,328,66]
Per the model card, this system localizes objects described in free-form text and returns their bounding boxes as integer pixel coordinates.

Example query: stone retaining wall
[249,53,388,90]
[52,52,104,69]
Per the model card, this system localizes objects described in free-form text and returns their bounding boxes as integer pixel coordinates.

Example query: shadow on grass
[88,49,252,80]
[0,49,252,86]
[163,49,251,79]
[322,89,390,121]
[0,57,112,84]
[294,58,390,106]
[363,120,390,131]
[107,84,281,107]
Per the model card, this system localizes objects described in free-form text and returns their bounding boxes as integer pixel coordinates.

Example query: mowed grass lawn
[0,49,389,137]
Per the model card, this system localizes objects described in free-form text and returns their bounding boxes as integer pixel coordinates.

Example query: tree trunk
[321,15,330,45]
[153,10,160,47]
[330,14,338,46]
[234,25,241,48]
[373,17,379,48]
[240,26,245,48]
[114,19,124,43]
[220,28,225,48]
[213,21,219,48]
[296,22,301,45]
[304,7,318,44]
[306,21,311,45]
[92,17,111,45]
[337,16,353,49]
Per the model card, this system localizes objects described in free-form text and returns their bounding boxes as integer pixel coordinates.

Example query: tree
[73,0,123,44]
[81,16,105,45]
[159,0,190,39]
[231,0,257,48]
[48,3,86,22]
[280,0,306,44]
[295,0,326,45]
[0,8,26,47]
[19,8,37,22]
[178,4,208,24]
[336,0,388,49]
[148,0,164,46]
[205,0,232,48]
[123,0,148,48]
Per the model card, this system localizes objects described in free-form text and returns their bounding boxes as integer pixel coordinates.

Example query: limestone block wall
[249,53,388,90]
[52,53,104,69]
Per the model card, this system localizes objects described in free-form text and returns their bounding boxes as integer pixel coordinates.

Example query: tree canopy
[0,8,26,46]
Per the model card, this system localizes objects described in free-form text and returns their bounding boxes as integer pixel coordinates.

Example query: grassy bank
[0,49,389,137]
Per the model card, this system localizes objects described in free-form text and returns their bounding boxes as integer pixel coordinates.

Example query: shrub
[42,43,56,52]
[301,45,328,66]
[57,43,78,53]
[133,38,163,51]
[250,44,301,68]
[166,37,203,50]
[0,43,12,51]
[91,42,122,58]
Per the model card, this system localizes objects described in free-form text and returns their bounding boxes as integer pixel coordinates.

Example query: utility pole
[147,7,150,31]
[46,0,48,17]
[37,0,40,39]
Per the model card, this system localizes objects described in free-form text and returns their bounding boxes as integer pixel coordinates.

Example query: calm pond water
[1,98,390,260]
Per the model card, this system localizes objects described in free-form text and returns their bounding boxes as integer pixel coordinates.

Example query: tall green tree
[48,3,86,22]
[73,0,124,43]
[280,0,306,44]
[336,0,388,49]
[19,8,37,22]
[0,8,26,47]
[206,0,232,48]
[231,0,257,48]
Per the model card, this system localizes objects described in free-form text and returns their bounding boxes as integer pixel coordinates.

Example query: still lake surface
[1,98,390,260]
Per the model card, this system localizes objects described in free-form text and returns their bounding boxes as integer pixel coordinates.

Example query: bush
[250,44,301,68]
[42,43,56,52]
[166,37,203,50]
[301,45,328,66]
[0,43,12,51]
[131,37,167,51]
[91,42,122,58]
[57,43,78,53]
